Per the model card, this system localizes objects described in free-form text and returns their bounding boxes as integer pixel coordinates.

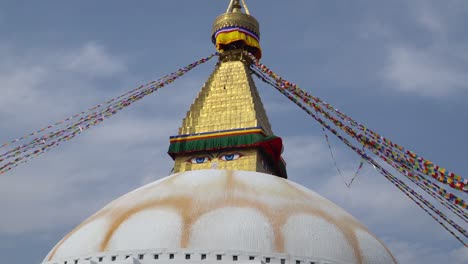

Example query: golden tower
[168,0,287,178]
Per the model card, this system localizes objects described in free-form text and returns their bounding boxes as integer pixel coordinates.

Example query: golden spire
[168,0,287,178]
[226,0,250,14]
[178,53,272,135]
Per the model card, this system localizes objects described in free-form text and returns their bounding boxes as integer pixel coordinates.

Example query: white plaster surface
[49,217,109,260]
[44,170,396,264]
[189,207,275,252]
[107,208,183,251]
[282,214,356,263]
[356,229,396,264]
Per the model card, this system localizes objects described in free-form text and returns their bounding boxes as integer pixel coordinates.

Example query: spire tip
[226,0,250,15]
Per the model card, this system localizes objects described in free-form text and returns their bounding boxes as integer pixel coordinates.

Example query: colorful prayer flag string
[246,52,468,194]
[248,56,468,246]
[246,51,467,205]
[0,53,217,176]
[250,61,467,217]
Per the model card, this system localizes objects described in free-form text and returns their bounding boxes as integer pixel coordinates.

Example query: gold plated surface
[178,52,272,135]
[172,49,276,174]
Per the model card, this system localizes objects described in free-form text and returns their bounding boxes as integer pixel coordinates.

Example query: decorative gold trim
[212,13,260,39]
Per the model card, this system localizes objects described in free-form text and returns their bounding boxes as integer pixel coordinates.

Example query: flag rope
[0,53,217,175]
[248,55,467,246]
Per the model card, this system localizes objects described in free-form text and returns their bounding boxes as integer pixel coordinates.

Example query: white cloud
[320,168,412,216]
[0,39,206,234]
[0,42,128,128]
[282,135,330,171]
[0,65,47,109]
[379,1,468,98]
[451,247,468,263]
[0,43,164,234]
[316,158,468,241]
[64,42,126,77]
[382,46,468,97]
[281,136,409,226]
[280,132,465,248]
[0,114,176,234]
[416,6,445,35]
[387,239,468,264]
[82,115,179,146]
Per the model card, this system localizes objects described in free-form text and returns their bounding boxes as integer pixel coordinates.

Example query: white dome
[43,170,396,264]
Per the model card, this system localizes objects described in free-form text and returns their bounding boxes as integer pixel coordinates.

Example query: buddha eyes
[189,157,210,164]
[220,153,241,161]
[187,153,242,164]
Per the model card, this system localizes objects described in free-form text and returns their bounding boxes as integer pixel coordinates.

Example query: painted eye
[220,153,241,161]
[189,157,210,164]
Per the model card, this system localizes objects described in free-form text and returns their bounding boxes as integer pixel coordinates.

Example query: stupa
[42,1,397,263]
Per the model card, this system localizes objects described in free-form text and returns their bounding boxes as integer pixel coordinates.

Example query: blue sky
[0,1,467,263]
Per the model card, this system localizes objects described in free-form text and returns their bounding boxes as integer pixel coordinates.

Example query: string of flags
[1,48,466,246]
[252,65,468,212]
[250,55,468,193]
[247,52,466,210]
[0,54,216,175]
[247,51,467,246]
